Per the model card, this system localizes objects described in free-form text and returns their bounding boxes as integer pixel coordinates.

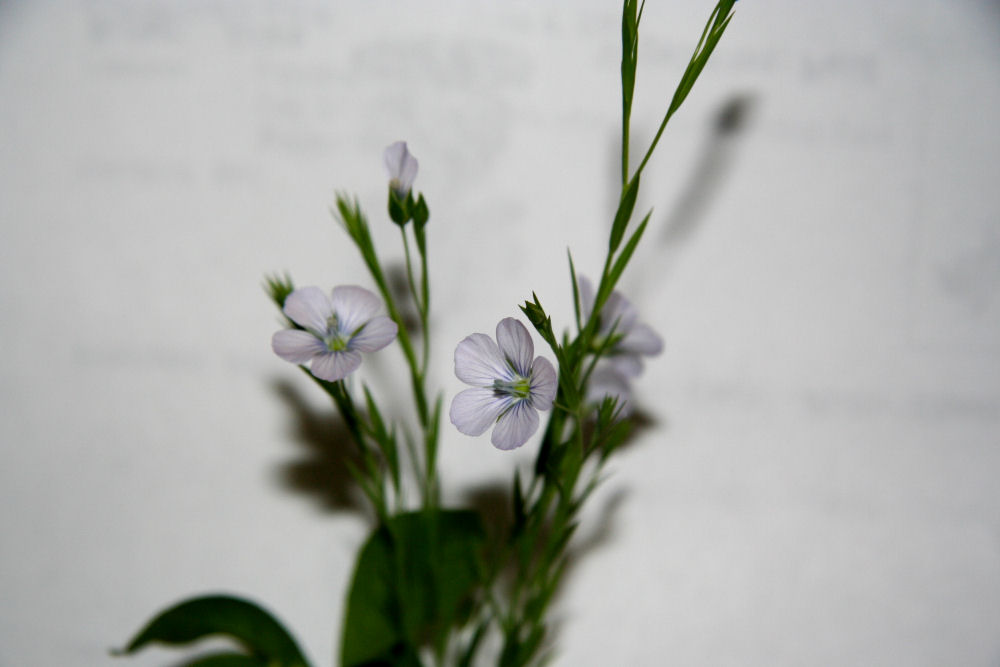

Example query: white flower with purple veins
[450,318,558,451]
[579,276,663,377]
[272,285,398,382]
[383,141,419,198]
[578,277,663,413]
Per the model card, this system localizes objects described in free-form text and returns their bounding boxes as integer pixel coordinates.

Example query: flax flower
[578,277,663,412]
[450,318,557,450]
[272,285,397,382]
[383,141,418,198]
[578,276,663,377]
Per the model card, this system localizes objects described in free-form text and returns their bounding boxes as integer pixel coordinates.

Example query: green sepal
[114,594,310,667]
[412,194,430,259]
[388,188,410,226]
[340,510,486,667]
[519,293,557,351]
[265,273,296,311]
[412,193,429,229]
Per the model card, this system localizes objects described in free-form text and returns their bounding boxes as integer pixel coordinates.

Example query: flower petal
[383,141,418,194]
[450,387,509,436]
[528,356,557,411]
[588,363,633,415]
[330,285,382,334]
[283,286,334,334]
[620,323,664,356]
[601,290,638,337]
[455,333,510,386]
[496,318,534,377]
[350,315,398,352]
[609,353,644,378]
[272,329,326,363]
[309,350,362,382]
[491,401,539,450]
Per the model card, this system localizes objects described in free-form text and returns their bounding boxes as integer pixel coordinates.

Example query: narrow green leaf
[116,594,309,667]
[498,633,519,667]
[425,393,443,502]
[633,0,738,179]
[608,175,640,253]
[620,0,638,113]
[567,250,582,333]
[512,470,526,537]
[519,624,546,667]
[608,210,651,292]
[533,431,554,479]
[363,385,399,494]
[456,618,490,667]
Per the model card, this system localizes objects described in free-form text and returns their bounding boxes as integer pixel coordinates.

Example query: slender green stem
[398,224,440,507]
[621,115,630,188]
[306,371,388,521]
[419,241,431,376]
[399,227,424,327]
[633,1,732,179]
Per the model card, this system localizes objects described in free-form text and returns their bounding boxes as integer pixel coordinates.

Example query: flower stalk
[121,3,737,666]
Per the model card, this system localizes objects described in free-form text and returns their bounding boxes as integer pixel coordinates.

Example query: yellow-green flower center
[325,334,348,352]
[494,376,532,400]
[324,313,348,351]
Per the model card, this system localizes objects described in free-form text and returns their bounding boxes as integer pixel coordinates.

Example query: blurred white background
[2,1,999,665]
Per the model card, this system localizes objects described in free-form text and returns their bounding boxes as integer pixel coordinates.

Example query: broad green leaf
[340,522,399,667]
[182,653,267,667]
[116,594,309,667]
[341,510,486,667]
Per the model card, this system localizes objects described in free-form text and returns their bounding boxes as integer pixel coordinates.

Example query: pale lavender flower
[272,285,397,382]
[450,318,558,451]
[578,277,663,412]
[383,141,418,198]
[578,276,663,378]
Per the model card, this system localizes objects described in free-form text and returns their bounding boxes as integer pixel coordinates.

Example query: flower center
[325,334,348,352]
[324,313,349,351]
[494,376,532,400]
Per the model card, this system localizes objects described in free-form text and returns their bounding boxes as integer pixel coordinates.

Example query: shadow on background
[461,409,656,593]
[659,93,756,247]
[270,379,368,515]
